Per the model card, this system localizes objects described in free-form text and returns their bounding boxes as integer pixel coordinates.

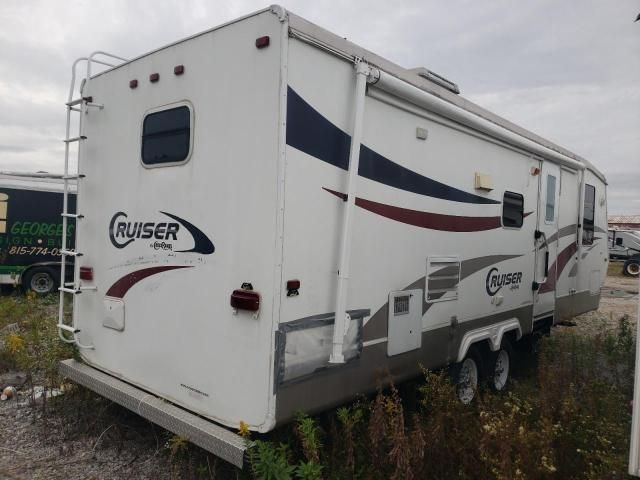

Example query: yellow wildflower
[5,333,25,354]
[238,420,250,438]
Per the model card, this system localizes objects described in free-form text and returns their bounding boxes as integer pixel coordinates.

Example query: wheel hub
[30,273,53,294]
[457,358,478,404]
[493,349,510,391]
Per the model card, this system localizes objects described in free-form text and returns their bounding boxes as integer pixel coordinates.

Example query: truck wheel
[623,258,640,277]
[489,339,513,391]
[454,347,483,404]
[23,267,58,295]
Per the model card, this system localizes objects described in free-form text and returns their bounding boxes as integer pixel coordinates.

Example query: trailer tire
[454,346,483,404]
[623,258,640,277]
[489,338,513,392]
[22,267,58,295]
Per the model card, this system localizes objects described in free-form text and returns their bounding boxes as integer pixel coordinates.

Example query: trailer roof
[89,5,605,183]
[0,172,76,193]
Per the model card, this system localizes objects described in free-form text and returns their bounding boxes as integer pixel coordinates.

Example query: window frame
[140,101,194,169]
[544,174,557,224]
[501,190,524,229]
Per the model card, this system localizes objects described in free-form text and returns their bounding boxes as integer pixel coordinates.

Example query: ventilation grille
[426,256,461,302]
[393,295,410,316]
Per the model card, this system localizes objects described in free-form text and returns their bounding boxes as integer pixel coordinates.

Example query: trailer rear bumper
[59,359,247,468]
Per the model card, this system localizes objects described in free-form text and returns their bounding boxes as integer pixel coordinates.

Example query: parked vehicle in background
[608,229,640,260]
[0,173,76,293]
[56,6,608,467]
[608,229,640,277]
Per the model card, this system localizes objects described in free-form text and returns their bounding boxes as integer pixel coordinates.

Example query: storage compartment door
[387,289,422,356]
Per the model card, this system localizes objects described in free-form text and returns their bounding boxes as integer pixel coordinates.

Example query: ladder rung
[59,287,81,295]
[61,213,84,219]
[61,249,83,257]
[62,174,85,179]
[86,102,104,109]
[66,96,93,107]
[57,324,80,334]
[70,107,81,112]
[63,283,97,292]
[63,136,87,143]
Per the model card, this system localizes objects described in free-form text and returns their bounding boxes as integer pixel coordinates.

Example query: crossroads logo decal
[485,267,523,296]
[108,211,214,254]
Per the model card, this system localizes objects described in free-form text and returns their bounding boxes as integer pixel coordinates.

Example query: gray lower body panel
[59,359,246,469]
[275,305,533,424]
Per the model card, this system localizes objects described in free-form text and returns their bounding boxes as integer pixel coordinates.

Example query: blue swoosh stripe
[286,86,500,205]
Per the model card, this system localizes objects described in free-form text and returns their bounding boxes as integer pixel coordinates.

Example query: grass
[243,318,635,479]
[0,291,636,479]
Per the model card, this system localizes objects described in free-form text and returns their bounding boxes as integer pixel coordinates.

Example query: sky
[0,1,638,214]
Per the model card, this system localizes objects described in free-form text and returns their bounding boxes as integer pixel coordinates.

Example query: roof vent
[410,67,460,94]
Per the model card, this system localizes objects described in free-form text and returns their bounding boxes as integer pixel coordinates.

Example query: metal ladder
[57,51,128,349]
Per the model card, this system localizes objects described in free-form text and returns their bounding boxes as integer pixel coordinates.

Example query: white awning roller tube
[367,68,586,173]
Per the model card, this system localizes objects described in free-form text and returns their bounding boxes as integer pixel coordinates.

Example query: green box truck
[0,173,76,293]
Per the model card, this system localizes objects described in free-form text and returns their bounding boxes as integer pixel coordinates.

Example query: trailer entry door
[533,161,561,320]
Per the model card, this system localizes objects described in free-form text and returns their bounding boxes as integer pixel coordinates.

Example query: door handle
[544,251,549,277]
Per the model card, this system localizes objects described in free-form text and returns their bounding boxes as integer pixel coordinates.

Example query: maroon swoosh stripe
[323,188,502,232]
[539,242,578,293]
[106,266,193,298]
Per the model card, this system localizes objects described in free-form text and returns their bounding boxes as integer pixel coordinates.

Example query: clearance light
[255,36,270,49]
[79,267,93,281]
[286,279,300,297]
[174,65,185,75]
[129,79,138,89]
[231,289,260,311]
[149,73,160,83]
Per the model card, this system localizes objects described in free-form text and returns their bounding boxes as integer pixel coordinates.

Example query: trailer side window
[142,106,191,166]
[545,174,556,223]
[502,191,524,228]
[582,184,595,245]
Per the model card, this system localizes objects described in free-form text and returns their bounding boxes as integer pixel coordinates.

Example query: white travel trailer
[58,6,608,467]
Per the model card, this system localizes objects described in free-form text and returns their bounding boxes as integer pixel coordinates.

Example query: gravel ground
[0,272,637,479]
[566,271,639,335]
[0,391,184,480]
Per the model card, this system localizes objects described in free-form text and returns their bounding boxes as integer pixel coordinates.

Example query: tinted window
[582,184,595,245]
[503,191,524,228]
[142,106,191,165]
[545,174,556,222]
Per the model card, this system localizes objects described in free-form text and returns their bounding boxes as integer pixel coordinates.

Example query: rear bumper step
[59,359,247,468]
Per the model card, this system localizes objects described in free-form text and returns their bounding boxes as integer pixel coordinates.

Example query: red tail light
[79,266,93,281]
[255,36,270,49]
[231,289,260,311]
[129,79,138,89]
[149,73,160,83]
[174,65,185,75]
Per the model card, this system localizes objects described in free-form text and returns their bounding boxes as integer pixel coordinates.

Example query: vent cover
[426,256,461,302]
[394,295,410,315]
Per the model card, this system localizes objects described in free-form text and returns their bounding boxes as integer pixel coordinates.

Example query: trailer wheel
[23,267,58,295]
[454,347,482,404]
[623,258,640,277]
[489,339,513,391]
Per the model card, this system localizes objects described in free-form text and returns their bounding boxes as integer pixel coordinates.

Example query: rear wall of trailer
[74,10,285,432]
